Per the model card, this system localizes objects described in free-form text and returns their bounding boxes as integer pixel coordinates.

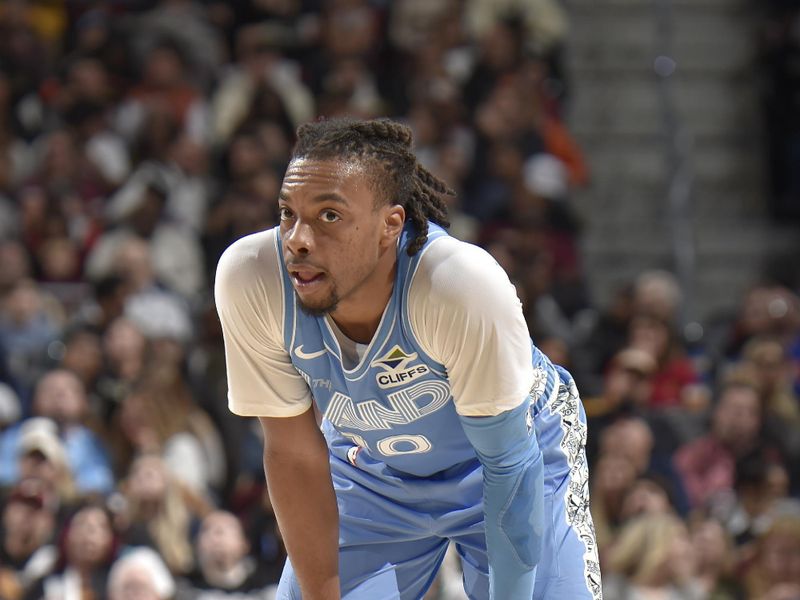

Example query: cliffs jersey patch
[371,345,430,389]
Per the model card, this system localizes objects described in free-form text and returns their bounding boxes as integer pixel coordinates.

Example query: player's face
[278,157,403,316]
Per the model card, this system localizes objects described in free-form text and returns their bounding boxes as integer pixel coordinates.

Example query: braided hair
[291,117,454,256]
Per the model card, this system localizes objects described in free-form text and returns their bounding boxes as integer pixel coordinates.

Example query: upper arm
[215,231,313,418]
[409,239,534,416]
[258,408,328,461]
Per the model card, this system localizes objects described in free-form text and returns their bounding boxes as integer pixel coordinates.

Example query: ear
[380,204,405,247]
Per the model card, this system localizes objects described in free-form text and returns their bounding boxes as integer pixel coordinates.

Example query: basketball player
[215,118,601,599]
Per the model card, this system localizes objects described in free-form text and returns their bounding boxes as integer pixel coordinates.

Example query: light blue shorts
[277,365,602,599]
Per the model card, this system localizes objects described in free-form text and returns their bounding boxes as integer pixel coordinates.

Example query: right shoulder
[214,228,284,336]
[215,228,281,290]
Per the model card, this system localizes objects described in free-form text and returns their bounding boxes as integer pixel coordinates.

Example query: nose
[284,220,313,256]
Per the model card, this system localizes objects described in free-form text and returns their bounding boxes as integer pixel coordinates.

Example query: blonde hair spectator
[604,513,701,599]
[688,516,739,599]
[118,454,210,576]
[745,513,800,600]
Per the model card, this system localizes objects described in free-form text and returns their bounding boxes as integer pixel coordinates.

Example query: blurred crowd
[0,1,798,599]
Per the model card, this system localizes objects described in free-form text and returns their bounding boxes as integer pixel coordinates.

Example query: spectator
[590,451,637,554]
[0,240,33,299]
[464,0,568,59]
[211,23,312,146]
[85,173,205,299]
[107,546,175,600]
[116,39,209,145]
[58,327,103,407]
[603,513,702,599]
[0,369,113,496]
[13,417,76,506]
[584,347,657,427]
[710,450,791,548]
[0,279,61,403]
[632,270,683,325]
[618,477,674,523]
[599,417,655,478]
[94,317,147,419]
[113,367,225,497]
[674,380,766,510]
[688,516,742,600]
[126,1,225,92]
[628,313,702,410]
[744,514,800,600]
[58,60,129,186]
[116,454,209,576]
[576,284,636,393]
[740,336,800,423]
[72,275,129,335]
[735,339,800,491]
[599,415,690,517]
[722,285,800,362]
[0,478,59,595]
[176,510,279,598]
[25,502,118,600]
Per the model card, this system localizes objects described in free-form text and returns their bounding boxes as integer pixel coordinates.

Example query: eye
[320,210,340,223]
[278,206,294,221]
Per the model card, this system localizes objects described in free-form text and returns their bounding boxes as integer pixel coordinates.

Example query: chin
[297,293,339,317]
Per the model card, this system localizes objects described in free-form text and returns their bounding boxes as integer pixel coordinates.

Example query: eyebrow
[278,191,349,205]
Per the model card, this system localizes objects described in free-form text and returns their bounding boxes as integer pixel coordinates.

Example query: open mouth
[289,266,326,288]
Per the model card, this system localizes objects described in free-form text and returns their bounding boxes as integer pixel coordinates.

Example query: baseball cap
[18,418,68,468]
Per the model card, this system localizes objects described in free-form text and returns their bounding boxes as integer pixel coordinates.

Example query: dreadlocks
[291,117,454,256]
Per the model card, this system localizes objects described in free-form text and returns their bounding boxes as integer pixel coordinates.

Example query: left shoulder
[411,236,520,313]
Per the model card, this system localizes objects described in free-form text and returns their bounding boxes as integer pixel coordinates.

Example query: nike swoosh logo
[294,345,327,360]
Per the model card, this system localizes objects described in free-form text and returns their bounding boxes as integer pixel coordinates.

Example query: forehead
[74,507,108,525]
[280,157,374,200]
[720,386,758,408]
[203,511,242,532]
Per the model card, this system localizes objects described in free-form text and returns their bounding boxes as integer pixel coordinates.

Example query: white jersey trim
[216,228,534,418]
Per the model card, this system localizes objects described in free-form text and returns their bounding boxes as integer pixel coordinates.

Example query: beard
[296,289,339,317]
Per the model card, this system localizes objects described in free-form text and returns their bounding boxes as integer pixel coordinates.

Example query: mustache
[286,260,321,267]
[285,259,326,272]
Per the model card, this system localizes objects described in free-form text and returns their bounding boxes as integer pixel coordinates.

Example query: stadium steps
[563,0,799,322]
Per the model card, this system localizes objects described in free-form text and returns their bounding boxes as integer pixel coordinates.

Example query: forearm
[264,449,340,599]
[261,412,340,600]
[460,401,544,600]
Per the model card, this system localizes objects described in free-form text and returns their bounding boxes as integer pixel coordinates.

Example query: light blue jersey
[279,223,551,477]
[270,223,602,599]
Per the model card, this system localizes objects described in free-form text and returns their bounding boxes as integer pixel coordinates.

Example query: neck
[329,244,397,344]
